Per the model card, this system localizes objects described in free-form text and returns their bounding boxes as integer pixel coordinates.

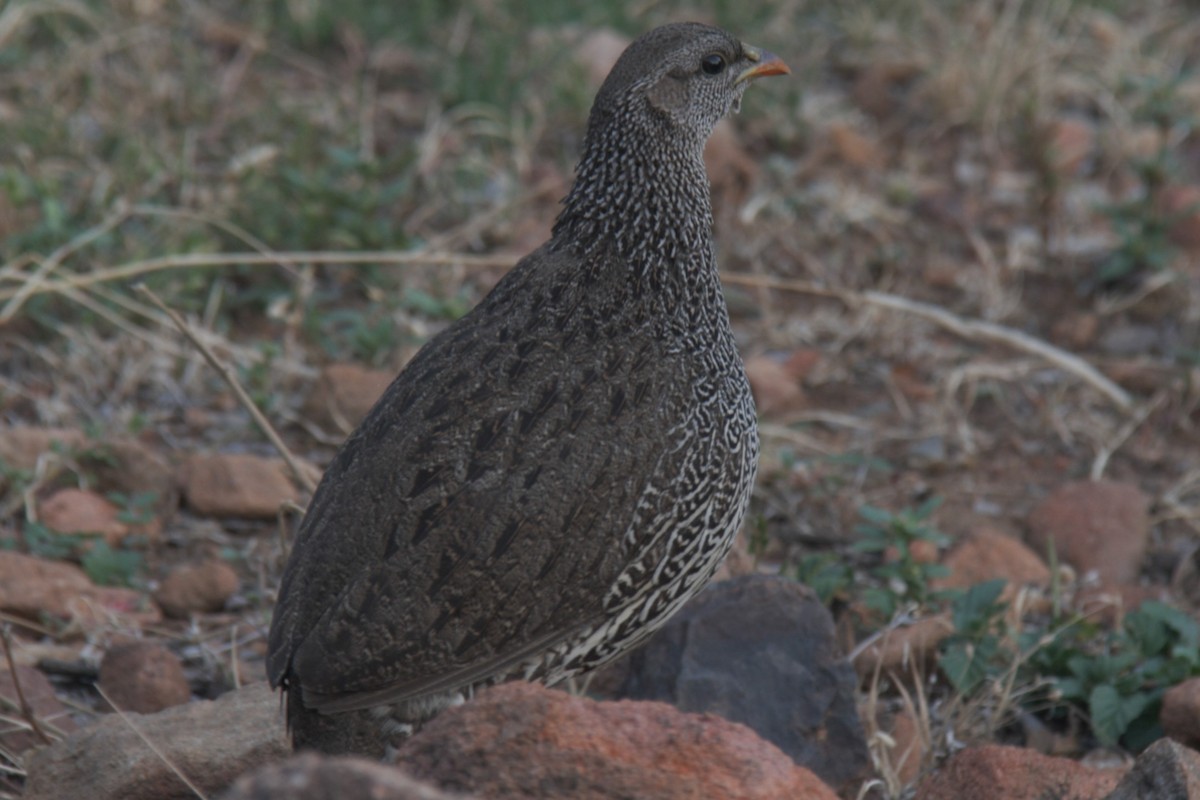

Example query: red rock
[934,526,1051,591]
[183,453,299,518]
[853,614,954,683]
[0,427,85,472]
[890,362,936,402]
[852,59,923,119]
[0,551,93,621]
[1162,678,1200,749]
[1087,14,1121,49]
[827,122,884,169]
[0,664,78,754]
[98,642,191,714]
[1051,312,1100,349]
[1026,480,1149,586]
[78,437,178,516]
[1046,118,1095,178]
[745,355,804,417]
[38,488,129,544]
[1101,359,1170,394]
[223,753,476,800]
[914,744,1124,800]
[154,559,240,618]
[398,682,838,800]
[1163,184,1200,251]
[782,348,822,382]
[304,363,394,433]
[0,551,159,631]
[922,259,961,290]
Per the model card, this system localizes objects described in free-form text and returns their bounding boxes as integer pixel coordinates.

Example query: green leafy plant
[795,551,855,606]
[239,341,284,414]
[1033,601,1200,749]
[938,578,1009,693]
[746,514,770,563]
[1097,151,1176,287]
[853,497,951,617]
[110,491,159,527]
[1096,73,1196,290]
[82,540,144,588]
[20,522,80,560]
[399,287,471,322]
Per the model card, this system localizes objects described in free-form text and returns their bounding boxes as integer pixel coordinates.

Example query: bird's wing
[267,247,682,712]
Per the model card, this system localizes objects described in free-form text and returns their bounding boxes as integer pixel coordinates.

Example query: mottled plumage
[267,22,788,757]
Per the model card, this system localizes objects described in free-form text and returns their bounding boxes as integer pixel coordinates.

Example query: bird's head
[592,22,790,145]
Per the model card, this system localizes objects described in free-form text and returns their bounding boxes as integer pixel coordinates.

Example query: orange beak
[736,45,791,84]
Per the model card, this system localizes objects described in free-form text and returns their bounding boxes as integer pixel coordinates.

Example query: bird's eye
[701,54,726,75]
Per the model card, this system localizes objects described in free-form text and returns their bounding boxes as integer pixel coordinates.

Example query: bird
[266,22,789,759]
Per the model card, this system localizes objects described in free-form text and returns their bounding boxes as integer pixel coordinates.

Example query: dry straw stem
[2,246,1132,412]
[0,625,52,748]
[1089,390,1168,481]
[720,273,1133,412]
[134,284,319,495]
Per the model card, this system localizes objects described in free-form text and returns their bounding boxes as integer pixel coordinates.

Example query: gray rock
[617,574,870,793]
[1102,738,1200,800]
[23,682,288,800]
[222,753,474,800]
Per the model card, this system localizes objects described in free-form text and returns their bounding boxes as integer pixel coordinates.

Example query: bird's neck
[552,115,717,296]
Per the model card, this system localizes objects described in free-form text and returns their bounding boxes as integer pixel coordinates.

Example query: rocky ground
[3,1,1200,798]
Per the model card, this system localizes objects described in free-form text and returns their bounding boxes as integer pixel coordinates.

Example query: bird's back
[267,240,754,719]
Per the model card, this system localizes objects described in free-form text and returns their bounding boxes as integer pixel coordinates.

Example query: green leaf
[852,535,891,553]
[1089,685,1151,746]
[82,541,143,588]
[862,587,897,617]
[951,579,1008,631]
[913,495,944,519]
[857,505,895,527]
[941,637,999,693]
[23,522,78,560]
[1135,601,1200,649]
[1054,676,1087,702]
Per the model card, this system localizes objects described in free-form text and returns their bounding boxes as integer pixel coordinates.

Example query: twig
[858,290,1132,411]
[1090,390,1167,480]
[230,624,241,691]
[0,625,52,746]
[717,271,847,302]
[719,272,1132,411]
[4,242,1134,412]
[0,201,131,323]
[0,250,516,303]
[134,284,318,494]
[94,685,209,800]
[758,422,831,455]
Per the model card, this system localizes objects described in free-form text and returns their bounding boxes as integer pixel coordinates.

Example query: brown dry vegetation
[3,0,1200,797]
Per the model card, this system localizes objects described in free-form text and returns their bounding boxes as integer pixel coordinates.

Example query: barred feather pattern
[268,22,770,759]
